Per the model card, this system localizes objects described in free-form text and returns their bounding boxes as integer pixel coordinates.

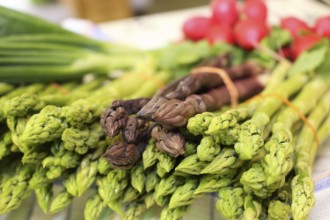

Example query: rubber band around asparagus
[191,67,239,108]
[245,93,320,147]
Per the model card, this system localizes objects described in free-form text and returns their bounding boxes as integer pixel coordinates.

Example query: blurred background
[0,0,214,23]
[0,0,327,24]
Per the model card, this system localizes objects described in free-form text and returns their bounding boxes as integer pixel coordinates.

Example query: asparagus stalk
[160,206,187,220]
[61,122,104,154]
[123,201,146,220]
[151,125,185,157]
[268,200,291,220]
[194,170,237,195]
[201,148,244,175]
[84,193,107,220]
[187,112,216,136]
[196,135,221,162]
[142,140,159,169]
[122,185,141,204]
[49,189,73,214]
[0,164,34,214]
[168,179,199,209]
[131,162,146,193]
[235,74,309,160]
[264,79,328,183]
[175,154,208,175]
[152,75,265,128]
[242,194,262,220]
[154,174,185,206]
[216,186,245,219]
[241,79,329,196]
[100,98,150,138]
[35,183,53,214]
[291,92,330,220]
[144,192,155,209]
[97,170,128,203]
[145,169,160,193]
[0,132,13,159]
[97,156,112,175]
[156,150,176,177]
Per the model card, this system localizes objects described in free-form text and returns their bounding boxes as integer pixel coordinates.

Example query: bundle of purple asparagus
[101,55,266,168]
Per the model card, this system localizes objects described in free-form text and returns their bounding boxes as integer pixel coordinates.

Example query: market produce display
[0,0,329,220]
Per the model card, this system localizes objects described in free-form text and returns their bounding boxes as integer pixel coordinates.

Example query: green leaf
[154,40,244,70]
[260,26,292,50]
[289,40,329,76]
[247,27,292,69]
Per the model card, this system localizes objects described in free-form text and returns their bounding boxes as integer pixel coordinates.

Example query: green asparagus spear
[97,170,128,203]
[242,194,262,220]
[196,136,221,162]
[175,154,208,175]
[156,151,176,177]
[29,166,51,189]
[49,189,73,214]
[240,163,281,198]
[262,78,328,185]
[122,185,141,204]
[144,192,155,209]
[35,183,53,214]
[84,193,107,220]
[97,156,112,175]
[0,132,13,159]
[169,179,199,209]
[145,169,160,193]
[131,162,146,193]
[61,123,104,154]
[20,105,67,145]
[194,171,236,195]
[268,200,291,220]
[0,83,14,96]
[0,164,34,214]
[123,201,146,220]
[291,92,330,220]
[154,174,185,206]
[3,93,43,117]
[142,139,159,169]
[217,186,245,219]
[187,112,216,136]
[202,148,244,175]
[235,74,309,160]
[160,206,187,220]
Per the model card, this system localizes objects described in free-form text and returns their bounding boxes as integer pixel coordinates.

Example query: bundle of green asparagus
[0,31,252,218]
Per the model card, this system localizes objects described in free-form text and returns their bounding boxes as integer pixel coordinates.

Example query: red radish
[242,0,268,22]
[206,25,235,44]
[234,19,269,50]
[280,17,311,39]
[211,0,238,27]
[278,46,292,60]
[182,16,211,41]
[314,16,330,38]
[291,34,322,59]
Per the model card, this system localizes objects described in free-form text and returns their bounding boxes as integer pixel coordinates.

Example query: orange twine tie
[135,73,166,89]
[51,83,70,94]
[191,66,239,108]
[245,93,320,147]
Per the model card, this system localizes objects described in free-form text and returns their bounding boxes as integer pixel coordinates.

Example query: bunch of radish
[182,0,330,60]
